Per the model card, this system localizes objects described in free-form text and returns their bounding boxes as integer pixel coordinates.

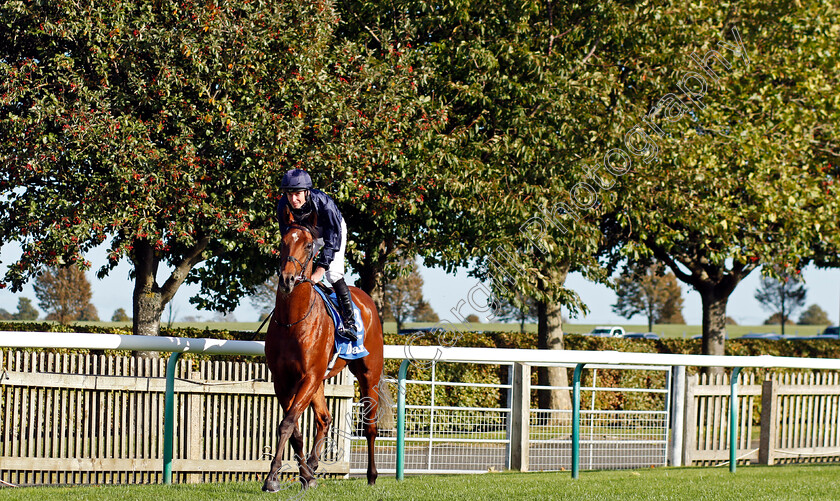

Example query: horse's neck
[276,281,315,317]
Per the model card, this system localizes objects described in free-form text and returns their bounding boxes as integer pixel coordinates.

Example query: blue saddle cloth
[312,285,369,360]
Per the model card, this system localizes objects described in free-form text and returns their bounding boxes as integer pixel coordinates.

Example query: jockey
[276,168,358,340]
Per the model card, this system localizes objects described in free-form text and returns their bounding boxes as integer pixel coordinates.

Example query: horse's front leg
[263,376,322,493]
[305,383,333,477]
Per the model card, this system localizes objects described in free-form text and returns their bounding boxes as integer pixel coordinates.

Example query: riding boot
[332,278,358,341]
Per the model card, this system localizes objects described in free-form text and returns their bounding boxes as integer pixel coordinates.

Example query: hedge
[3,323,839,411]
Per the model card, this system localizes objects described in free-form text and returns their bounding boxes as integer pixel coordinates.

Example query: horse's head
[278,205,319,295]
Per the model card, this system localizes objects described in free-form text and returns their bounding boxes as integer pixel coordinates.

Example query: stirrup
[339,322,358,341]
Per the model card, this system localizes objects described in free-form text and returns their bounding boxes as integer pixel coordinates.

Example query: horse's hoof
[262,479,281,493]
[303,478,318,490]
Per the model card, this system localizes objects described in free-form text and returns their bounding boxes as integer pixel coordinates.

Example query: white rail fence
[0,348,353,485]
[3,331,840,485]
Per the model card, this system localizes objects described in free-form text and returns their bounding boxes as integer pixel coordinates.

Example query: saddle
[312,283,369,360]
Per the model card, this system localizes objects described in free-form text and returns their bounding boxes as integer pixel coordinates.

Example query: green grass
[4,465,840,500]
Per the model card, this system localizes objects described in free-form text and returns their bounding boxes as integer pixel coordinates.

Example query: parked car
[797,326,840,340]
[623,332,661,340]
[587,326,626,338]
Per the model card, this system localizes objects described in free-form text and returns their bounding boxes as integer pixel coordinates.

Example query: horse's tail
[376,377,396,430]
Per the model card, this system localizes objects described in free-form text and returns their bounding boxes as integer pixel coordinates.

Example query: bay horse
[262,208,386,492]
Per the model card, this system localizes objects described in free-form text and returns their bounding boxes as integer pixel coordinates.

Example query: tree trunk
[537,299,571,408]
[535,262,572,422]
[356,265,384,320]
[130,236,210,356]
[132,240,163,358]
[699,287,729,376]
[355,241,388,320]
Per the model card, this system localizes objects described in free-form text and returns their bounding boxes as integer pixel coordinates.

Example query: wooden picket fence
[0,349,354,485]
[759,372,840,465]
[684,371,840,466]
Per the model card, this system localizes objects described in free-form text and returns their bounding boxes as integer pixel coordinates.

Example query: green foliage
[111,308,131,322]
[5,323,840,411]
[612,263,685,332]
[336,1,636,312]
[0,0,429,332]
[603,1,840,355]
[12,297,39,320]
[798,304,831,326]
[755,274,807,329]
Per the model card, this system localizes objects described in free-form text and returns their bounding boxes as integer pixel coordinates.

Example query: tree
[412,299,439,323]
[494,295,539,334]
[656,275,686,325]
[350,0,636,417]
[755,274,807,335]
[764,313,795,326]
[250,275,280,319]
[602,1,840,369]
[0,1,418,337]
[380,257,424,333]
[77,303,100,322]
[319,4,459,311]
[33,266,95,324]
[112,308,131,322]
[612,263,685,332]
[799,304,831,326]
[465,314,481,324]
[12,297,39,321]
[0,308,10,320]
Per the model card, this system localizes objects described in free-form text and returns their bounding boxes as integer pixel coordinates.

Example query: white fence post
[669,365,686,467]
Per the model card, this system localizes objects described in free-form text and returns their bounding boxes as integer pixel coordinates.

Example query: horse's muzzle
[278,273,296,295]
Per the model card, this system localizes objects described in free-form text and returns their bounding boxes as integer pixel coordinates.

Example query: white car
[588,326,626,338]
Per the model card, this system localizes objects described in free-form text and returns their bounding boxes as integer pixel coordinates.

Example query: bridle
[284,224,318,283]
[274,224,319,328]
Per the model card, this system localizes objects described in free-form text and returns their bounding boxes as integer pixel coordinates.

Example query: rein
[273,279,319,328]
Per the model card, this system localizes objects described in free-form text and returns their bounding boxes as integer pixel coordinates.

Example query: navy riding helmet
[280,169,313,192]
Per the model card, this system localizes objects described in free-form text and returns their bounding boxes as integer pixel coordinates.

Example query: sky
[2,241,839,329]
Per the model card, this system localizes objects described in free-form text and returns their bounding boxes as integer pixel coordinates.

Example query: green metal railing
[394,360,749,480]
[2,332,835,483]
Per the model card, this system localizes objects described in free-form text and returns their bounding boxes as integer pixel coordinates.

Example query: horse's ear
[282,204,295,225]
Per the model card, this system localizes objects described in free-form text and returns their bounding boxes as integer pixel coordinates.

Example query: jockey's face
[287,190,308,209]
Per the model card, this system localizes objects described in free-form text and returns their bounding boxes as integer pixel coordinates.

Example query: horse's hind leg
[353,365,380,486]
[305,383,333,478]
